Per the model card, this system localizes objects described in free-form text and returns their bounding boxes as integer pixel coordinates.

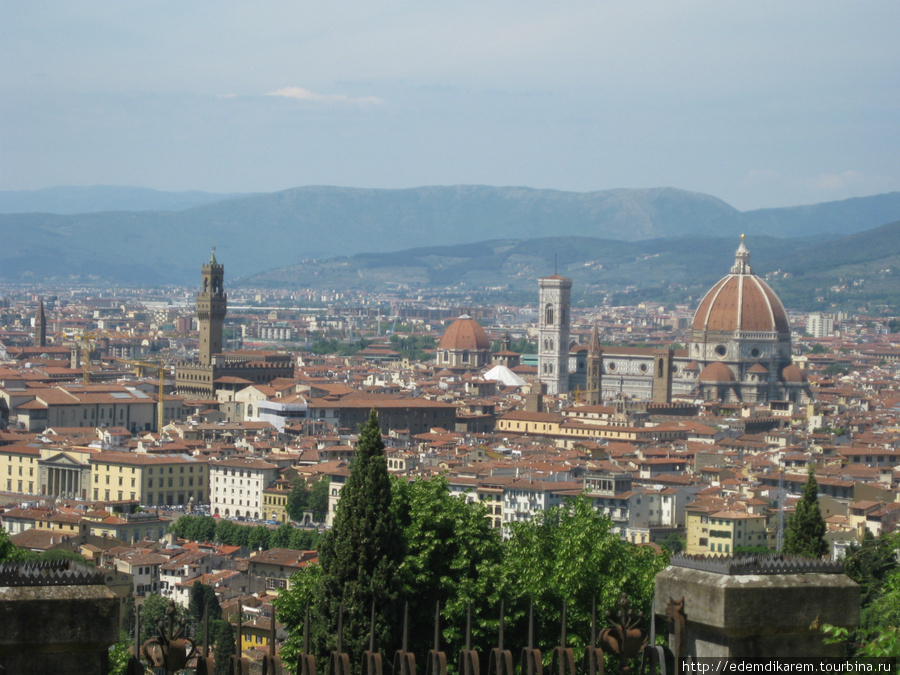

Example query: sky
[1,2,898,211]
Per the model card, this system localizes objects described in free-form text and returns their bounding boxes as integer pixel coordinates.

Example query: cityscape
[0,231,898,668]
[2,2,899,672]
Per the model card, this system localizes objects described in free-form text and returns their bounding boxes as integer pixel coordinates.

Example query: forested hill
[245,221,900,312]
[1,185,898,284]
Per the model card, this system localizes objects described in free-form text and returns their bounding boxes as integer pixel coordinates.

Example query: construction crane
[74,333,96,384]
[114,357,168,434]
[74,329,134,384]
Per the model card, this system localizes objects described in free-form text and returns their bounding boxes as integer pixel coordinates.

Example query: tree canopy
[782,466,828,558]
[276,444,669,672]
[309,409,404,660]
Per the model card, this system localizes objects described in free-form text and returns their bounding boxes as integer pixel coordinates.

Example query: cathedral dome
[692,237,790,335]
[781,364,807,383]
[698,362,735,382]
[439,316,490,351]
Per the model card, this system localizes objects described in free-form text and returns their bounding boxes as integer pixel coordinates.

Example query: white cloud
[806,171,862,191]
[266,86,384,107]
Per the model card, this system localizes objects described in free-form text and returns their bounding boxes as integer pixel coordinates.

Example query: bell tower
[36,297,47,348]
[197,249,227,366]
[585,321,603,405]
[538,273,572,395]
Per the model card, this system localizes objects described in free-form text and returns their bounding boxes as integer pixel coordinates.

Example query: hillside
[0,185,246,214]
[245,222,900,312]
[1,186,898,284]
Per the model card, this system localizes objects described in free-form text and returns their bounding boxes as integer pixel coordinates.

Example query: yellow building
[0,442,40,496]
[89,452,209,507]
[262,478,291,523]
[686,502,768,556]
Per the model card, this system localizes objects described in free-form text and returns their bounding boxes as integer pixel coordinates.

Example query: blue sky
[1,1,898,210]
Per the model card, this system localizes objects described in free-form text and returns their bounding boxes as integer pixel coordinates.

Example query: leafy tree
[289,528,321,551]
[248,525,271,552]
[309,477,330,521]
[272,522,295,549]
[214,620,237,675]
[0,528,25,563]
[661,533,686,553]
[822,550,900,656]
[121,586,136,639]
[140,594,187,644]
[499,496,669,654]
[108,637,131,675]
[782,467,828,558]
[291,409,404,663]
[286,480,311,520]
[843,531,899,607]
[189,583,223,638]
[391,475,503,658]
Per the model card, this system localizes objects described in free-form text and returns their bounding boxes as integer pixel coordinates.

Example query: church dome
[781,364,807,383]
[439,316,490,351]
[692,236,790,335]
[699,362,735,382]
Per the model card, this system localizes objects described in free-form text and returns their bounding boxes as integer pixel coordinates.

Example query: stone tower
[538,273,572,395]
[36,297,46,348]
[652,347,674,403]
[585,321,603,405]
[197,249,227,366]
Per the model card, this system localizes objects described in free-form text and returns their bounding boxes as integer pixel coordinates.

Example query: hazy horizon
[2,2,898,211]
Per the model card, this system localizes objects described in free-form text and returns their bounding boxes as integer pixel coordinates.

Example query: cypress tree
[315,409,404,660]
[213,621,236,675]
[783,466,828,558]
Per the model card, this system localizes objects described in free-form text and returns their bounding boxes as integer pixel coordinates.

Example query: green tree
[0,527,25,563]
[499,496,669,654]
[108,637,131,675]
[300,409,404,662]
[782,467,828,558]
[272,522,294,549]
[214,620,236,675]
[843,531,899,607]
[309,477,330,521]
[189,583,223,638]
[286,480,311,520]
[392,475,503,658]
[661,533,686,553]
[248,525,271,552]
[139,594,188,644]
[214,518,237,545]
[289,528,321,551]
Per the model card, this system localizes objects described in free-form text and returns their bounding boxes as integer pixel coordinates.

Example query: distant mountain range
[0,185,249,214]
[1,185,899,310]
[245,220,900,312]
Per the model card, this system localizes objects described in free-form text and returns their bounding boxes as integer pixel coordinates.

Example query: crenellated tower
[197,249,227,366]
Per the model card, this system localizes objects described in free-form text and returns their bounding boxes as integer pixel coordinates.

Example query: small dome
[692,238,790,335]
[748,363,769,374]
[781,364,807,383]
[699,362,735,382]
[439,316,490,351]
[684,360,701,372]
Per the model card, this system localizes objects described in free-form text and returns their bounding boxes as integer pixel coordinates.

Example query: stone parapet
[0,561,120,675]
[654,558,859,658]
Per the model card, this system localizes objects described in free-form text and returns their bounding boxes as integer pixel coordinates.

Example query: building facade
[538,274,573,395]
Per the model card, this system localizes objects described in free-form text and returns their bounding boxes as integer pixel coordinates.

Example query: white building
[806,312,835,338]
[210,457,279,520]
